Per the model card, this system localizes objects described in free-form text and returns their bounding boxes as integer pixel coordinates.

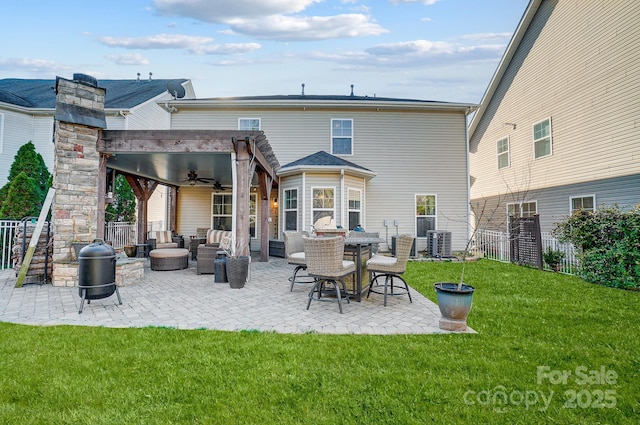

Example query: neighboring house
[468,0,640,233]
[0,75,194,224]
[0,75,194,186]
[167,93,476,252]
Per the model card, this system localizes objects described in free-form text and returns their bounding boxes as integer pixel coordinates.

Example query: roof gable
[278,151,376,180]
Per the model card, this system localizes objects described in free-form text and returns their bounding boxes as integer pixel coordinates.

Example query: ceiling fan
[212,180,231,192]
[182,170,214,186]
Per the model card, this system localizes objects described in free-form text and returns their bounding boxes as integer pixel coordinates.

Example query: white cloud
[105,53,150,66]
[457,32,513,41]
[228,14,387,41]
[0,57,63,72]
[389,0,439,5]
[99,34,214,50]
[153,0,321,21]
[191,43,261,55]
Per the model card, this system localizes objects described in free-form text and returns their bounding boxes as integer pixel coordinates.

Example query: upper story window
[239,118,261,130]
[415,194,437,237]
[284,188,298,231]
[0,113,4,153]
[570,195,595,214]
[496,136,510,169]
[533,118,552,159]
[312,187,335,227]
[331,119,352,155]
[347,189,362,231]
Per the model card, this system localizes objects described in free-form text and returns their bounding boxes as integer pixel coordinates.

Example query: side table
[135,243,149,258]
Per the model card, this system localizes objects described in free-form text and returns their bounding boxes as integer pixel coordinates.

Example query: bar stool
[366,234,414,306]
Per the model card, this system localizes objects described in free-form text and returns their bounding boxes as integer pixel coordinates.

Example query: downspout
[302,173,306,232]
[465,109,473,245]
[340,169,345,228]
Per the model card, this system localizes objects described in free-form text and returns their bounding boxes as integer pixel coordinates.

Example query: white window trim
[496,136,510,169]
[0,113,4,154]
[415,194,437,238]
[249,193,257,239]
[330,118,353,156]
[311,186,337,228]
[238,118,261,130]
[283,188,299,232]
[532,117,552,159]
[569,194,596,214]
[506,200,538,231]
[211,193,233,230]
[347,188,362,230]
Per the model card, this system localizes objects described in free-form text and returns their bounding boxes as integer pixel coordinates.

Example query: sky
[1,0,530,104]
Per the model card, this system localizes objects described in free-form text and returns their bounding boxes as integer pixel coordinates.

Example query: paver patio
[0,257,461,334]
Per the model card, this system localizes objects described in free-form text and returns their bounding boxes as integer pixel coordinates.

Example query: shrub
[553,205,640,289]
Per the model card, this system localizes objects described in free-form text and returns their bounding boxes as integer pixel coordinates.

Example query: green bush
[553,205,640,289]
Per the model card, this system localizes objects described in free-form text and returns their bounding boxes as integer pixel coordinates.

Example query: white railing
[0,220,21,270]
[147,221,164,232]
[475,229,579,275]
[104,222,137,249]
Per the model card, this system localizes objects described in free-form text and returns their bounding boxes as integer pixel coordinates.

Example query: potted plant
[221,236,250,289]
[542,246,565,272]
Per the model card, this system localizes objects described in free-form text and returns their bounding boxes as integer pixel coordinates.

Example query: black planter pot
[434,282,475,331]
[226,256,249,289]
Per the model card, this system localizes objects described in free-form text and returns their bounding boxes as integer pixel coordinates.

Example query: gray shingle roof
[280,151,372,172]
[0,78,188,109]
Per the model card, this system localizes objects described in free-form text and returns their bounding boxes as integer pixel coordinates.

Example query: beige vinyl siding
[470,0,640,200]
[172,107,470,250]
[127,95,173,130]
[0,109,54,186]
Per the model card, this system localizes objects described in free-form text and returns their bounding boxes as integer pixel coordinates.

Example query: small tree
[105,174,136,223]
[0,172,42,219]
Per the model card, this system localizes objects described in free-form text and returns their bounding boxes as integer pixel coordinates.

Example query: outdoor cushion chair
[303,236,356,314]
[284,231,313,291]
[366,233,414,306]
[146,231,179,250]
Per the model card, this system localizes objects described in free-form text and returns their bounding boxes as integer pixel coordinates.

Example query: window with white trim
[533,118,552,159]
[507,201,538,231]
[415,195,436,237]
[212,194,233,231]
[284,189,298,231]
[239,118,261,130]
[331,119,352,155]
[347,189,362,230]
[570,195,595,214]
[211,193,257,236]
[497,136,510,169]
[312,187,335,227]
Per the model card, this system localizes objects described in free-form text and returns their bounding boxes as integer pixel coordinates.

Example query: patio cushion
[206,229,232,245]
[149,248,189,259]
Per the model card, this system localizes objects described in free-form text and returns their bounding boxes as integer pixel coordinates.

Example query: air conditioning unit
[391,235,416,257]
[427,231,452,258]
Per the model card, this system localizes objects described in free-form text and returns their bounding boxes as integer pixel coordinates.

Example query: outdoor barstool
[303,236,355,314]
[366,234,414,306]
[284,231,314,291]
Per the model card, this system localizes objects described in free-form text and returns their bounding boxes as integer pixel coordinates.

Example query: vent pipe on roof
[301,83,305,96]
[149,72,153,82]
[350,84,354,96]
[137,73,140,82]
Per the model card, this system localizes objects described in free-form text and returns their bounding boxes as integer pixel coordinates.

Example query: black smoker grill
[78,239,122,314]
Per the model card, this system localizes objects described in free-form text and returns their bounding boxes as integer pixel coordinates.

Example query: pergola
[96,130,279,261]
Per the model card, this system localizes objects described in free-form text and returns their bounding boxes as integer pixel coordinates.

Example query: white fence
[1,220,21,270]
[475,229,579,275]
[104,222,137,249]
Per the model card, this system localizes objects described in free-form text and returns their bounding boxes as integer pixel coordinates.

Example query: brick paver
[0,257,464,334]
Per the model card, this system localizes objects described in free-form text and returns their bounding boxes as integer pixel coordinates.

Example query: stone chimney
[51,74,106,286]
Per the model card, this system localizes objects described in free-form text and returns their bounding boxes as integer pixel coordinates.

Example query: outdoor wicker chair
[366,233,414,306]
[284,231,313,291]
[303,236,356,314]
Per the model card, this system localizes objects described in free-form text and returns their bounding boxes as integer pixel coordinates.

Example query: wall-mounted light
[273,197,278,205]
[504,122,517,130]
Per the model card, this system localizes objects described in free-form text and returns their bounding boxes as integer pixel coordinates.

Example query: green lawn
[0,260,638,424]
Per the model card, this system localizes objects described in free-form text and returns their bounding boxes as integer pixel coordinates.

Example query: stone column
[51,74,106,287]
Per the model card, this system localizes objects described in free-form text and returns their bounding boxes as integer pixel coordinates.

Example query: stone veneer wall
[51,75,106,287]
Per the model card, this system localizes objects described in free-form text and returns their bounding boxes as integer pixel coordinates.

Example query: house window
[284,189,298,231]
[212,193,257,236]
[533,118,552,159]
[497,137,510,169]
[249,193,257,238]
[212,194,233,231]
[239,118,261,130]
[415,195,436,237]
[312,187,335,227]
[331,119,352,155]
[570,195,595,214]
[0,113,4,153]
[507,201,538,218]
[348,189,362,230]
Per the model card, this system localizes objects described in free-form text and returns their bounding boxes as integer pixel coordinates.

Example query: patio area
[0,257,457,334]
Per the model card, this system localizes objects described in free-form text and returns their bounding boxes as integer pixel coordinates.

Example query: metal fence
[475,229,578,275]
[0,220,21,270]
[104,222,136,249]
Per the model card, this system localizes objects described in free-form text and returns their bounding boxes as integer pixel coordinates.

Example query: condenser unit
[427,231,452,258]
